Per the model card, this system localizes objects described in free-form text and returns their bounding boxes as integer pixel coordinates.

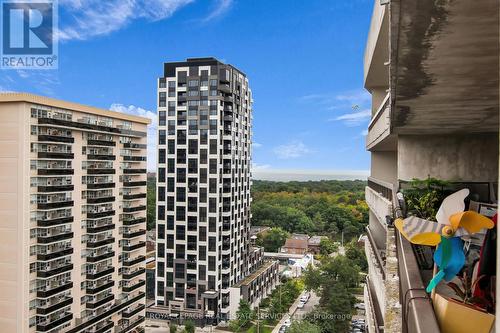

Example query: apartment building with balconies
[154,58,278,323]
[363,1,499,332]
[0,93,150,333]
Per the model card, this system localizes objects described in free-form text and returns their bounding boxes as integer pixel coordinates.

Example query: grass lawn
[246,325,274,333]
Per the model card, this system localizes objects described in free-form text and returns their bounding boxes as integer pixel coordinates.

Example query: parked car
[297,301,305,309]
[283,318,292,327]
[300,293,310,303]
[354,303,366,310]
[279,325,288,333]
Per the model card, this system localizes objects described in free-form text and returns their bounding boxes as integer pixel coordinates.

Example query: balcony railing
[122,268,145,280]
[87,169,116,175]
[36,312,73,332]
[38,185,74,193]
[86,294,114,309]
[37,247,73,261]
[395,227,440,333]
[87,320,114,333]
[122,304,145,318]
[366,182,393,230]
[123,193,146,200]
[86,267,115,280]
[87,210,115,219]
[122,255,145,267]
[122,279,145,293]
[87,154,116,161]
[38,134,74,144]
[37,281,73,298]
[37,168,74,176]
[123,205,146,213]
[38,151,74,159]
[86,182,116,189]
[36,297,73,315]
[123,143,147,149]
[364,176,444,333]
[122,241,145,252]
[122,229,146,239]
[123,169,147,174]
[123,181,147,187]
[37,216,73,227]
[116,316,145,333]
[87,223,115,233]
[37,200,74,210]
[366,94,391,150]
[37,263,73,278]
[87,250,115,263]
[86,281,115,295]
[122,217,146,226]
[86,196,116,204]
[87,237,115,248]
[87,139,116,147]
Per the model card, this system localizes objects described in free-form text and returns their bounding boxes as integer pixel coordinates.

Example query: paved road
[294,291,319,320]
[271,291,320,333]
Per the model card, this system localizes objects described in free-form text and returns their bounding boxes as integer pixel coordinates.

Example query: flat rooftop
[233,260,276,288]
[0,92,151,124]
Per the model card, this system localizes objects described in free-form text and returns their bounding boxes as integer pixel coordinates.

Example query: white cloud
[273,141,312,159]
[331,109,371,126]
[253,169,370,181]
[57,0,194,41]
[360,129,368,136]
[252,163,271,172]
[300,89,370,111]
[253,142,262,148]
[202,0,233,22]
[110,103,157,172]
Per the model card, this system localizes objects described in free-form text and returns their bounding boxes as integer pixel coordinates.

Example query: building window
[158,243,165,258]
[158,224,165,239]
[158,168,165,182]
[158,186,165,201]
[159,111,166,126]
[158,149,166,164]
[157,281,164,297]
[158,205,165,220]
[159,130,166,145]
[167,215,174,230]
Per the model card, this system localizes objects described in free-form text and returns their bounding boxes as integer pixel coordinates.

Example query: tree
[304,256,360,333]
[169,323,177,333]
[229,299,254,331]
[345,239,368,272]
[147,176,156,230]
[184,320,195,333]
[256,227,289,252]
[319,237,338,255]
[287,321,321,333]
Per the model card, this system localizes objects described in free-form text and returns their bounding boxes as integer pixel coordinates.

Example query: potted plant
[432,271,495,333]
[400,177,450,269]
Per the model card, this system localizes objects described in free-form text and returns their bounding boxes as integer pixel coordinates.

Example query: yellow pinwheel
[395,189,494,292]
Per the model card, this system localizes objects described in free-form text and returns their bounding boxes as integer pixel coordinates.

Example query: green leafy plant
[402,177,450,220]
[447,271,495,313]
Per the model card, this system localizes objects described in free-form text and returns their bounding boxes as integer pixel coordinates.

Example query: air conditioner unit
[381,0,389,4]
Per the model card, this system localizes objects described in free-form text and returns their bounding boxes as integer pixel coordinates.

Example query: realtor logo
[1,0,58,69]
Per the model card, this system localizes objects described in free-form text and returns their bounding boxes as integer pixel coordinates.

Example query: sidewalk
[271,291,307,333]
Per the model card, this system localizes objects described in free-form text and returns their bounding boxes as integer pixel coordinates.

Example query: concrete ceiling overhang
[390,0,499,134]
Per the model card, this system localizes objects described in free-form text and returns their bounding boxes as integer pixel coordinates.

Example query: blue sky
[1,0,373,178]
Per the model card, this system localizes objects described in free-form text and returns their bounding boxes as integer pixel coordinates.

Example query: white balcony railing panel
[366,93,391,150]
[365,185,392,229]
[365,238,386,317]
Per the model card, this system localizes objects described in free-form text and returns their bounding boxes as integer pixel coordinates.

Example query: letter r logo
[2,1,54,55]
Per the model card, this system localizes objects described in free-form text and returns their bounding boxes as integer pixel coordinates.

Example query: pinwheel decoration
[395,189,494,292]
